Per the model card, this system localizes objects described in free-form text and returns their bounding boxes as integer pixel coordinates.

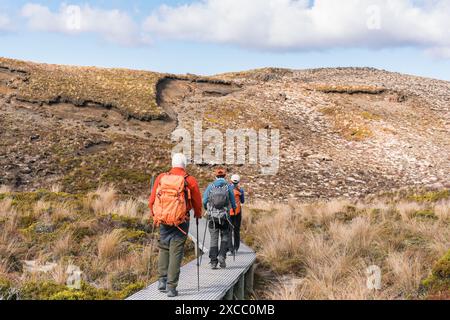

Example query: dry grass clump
[434,200,450,222]
[114,199,140,218]
[53,234,74,259]
[88,184,117,215]
[0,198,14,218]
[386,252,425,297]
[396,201,425,221]
[86,185,143,219]
[51,203,76,224]
[98,229,125,261]
[245,190,450,300]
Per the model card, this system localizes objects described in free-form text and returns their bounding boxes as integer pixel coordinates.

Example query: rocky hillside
[1,57,449,200]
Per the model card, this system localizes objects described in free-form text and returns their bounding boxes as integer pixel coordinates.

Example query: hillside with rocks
[1,57,449,200]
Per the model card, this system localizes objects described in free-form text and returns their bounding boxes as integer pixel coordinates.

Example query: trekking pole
[199,215,208,266]
[232,226,235,262]
[196,217,200,292]
[146,174,156,279]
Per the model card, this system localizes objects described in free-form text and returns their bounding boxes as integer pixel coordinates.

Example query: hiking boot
[167,288,178,298]
[158,278,167,292]
[218,256,227,269]
[210,260,218,270]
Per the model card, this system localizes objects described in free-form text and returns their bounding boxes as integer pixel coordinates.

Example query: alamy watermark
[366,5,382,30]
[172,121,280,175]
[65,5,82,31]
[66,265,83,290]
[23,261,83,291]
[366,265,382,290]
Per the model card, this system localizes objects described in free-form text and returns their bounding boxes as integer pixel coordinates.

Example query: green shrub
[0,277,12,299]
[122,229,147,243]
[19,281,68,300]
[410,190,449,203]
[49,290,88,300]
[18,280,135,300]
[110,271,138,291]
[422,250,450,296]
[117,282,146,299]
[413,210,437,220]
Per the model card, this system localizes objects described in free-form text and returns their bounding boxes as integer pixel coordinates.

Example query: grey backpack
[207,184,229,222]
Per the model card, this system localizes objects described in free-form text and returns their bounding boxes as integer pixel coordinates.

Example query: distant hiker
[228,174,245,255]
[149,153,202,298]
[203,167,236,269]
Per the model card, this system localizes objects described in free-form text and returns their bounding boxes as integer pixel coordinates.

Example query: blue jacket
[203,178,236,211]
[229,183,245,204]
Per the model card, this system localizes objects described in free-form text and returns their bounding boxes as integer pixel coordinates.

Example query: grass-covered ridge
[0,57,166,120]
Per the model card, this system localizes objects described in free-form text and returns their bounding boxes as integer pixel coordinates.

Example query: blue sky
[1,0,450,80]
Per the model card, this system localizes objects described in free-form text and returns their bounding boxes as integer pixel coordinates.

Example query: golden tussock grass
[89,184,118,215]
[114,199,140,218]
[97,229,125,261]
[0,188,154,299]
[53,234,73,259]
[244,191,450,300]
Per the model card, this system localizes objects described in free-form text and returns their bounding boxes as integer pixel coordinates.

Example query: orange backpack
[152,173,191,228]
[230,185,242,216]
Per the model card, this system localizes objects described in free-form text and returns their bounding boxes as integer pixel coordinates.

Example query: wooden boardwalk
[127,215,256,300]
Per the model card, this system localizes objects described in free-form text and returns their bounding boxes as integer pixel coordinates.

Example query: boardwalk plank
[127,215,256,300]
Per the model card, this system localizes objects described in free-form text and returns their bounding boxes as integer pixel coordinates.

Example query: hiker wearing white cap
[228,174,245,255]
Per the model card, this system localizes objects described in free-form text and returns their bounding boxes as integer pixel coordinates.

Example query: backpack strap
[178,174,191,235]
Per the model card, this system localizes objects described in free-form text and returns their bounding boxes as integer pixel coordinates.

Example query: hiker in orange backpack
[228,174,245,255]
[149,153,202,298]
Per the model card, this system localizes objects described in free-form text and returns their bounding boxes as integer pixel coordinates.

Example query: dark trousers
[228,213,242,252]
[208,219,230,263]
[158,235,187,289]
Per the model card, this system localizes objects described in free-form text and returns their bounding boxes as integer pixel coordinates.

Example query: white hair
[172,153,187,169]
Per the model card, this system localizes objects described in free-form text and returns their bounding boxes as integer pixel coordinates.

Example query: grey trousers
[208,219,230,263]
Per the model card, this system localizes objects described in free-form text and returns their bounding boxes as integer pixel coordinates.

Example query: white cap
[172,153,187,169]
[231,174,240,184]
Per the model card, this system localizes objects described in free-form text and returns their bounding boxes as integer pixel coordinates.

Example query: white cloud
[21,3,148,46]
[0,13,13,31]
[143,0,450,54]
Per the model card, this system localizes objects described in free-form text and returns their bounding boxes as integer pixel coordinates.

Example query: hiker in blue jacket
[203,167,236,269]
